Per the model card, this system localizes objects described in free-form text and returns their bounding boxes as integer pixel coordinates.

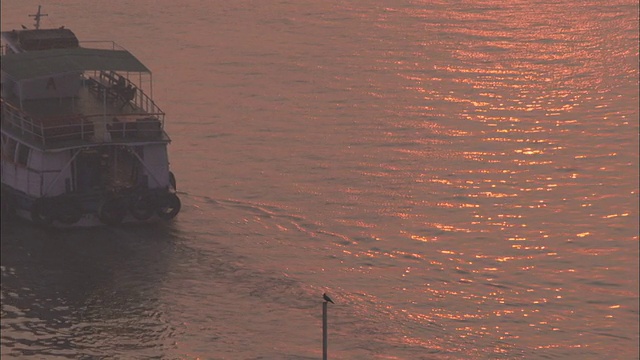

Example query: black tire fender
[130,195,155,221]
[156,193,181,220]
[56,199,83,225]
[99,197,127,225]
[31,198,55,226]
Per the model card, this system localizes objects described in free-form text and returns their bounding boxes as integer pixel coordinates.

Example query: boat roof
[1,28,80,51]
[1,47,150,81]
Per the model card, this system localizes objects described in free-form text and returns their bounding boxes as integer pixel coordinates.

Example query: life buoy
[130,194,155,221]
[99,197,127,225]
[56,199,83,225]
[31,198,55,226]
[156,193,181,220]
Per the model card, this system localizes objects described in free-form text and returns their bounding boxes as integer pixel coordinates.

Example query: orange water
[2,1,638,358]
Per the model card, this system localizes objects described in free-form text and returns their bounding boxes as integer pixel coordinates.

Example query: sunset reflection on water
[1,0,637,358]
[350,1,637,355]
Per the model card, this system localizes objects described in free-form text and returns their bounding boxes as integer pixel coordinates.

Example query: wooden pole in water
[322,293,334,360]
[322,301,328,360]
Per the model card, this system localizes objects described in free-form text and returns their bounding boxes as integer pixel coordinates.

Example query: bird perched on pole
[323,293,335,304]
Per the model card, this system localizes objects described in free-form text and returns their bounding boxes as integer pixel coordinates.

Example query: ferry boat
[1,7,180,227]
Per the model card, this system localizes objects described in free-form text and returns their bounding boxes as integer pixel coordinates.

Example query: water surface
[2,0,638,359]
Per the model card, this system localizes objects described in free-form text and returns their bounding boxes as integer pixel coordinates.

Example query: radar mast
[29,5,48,30]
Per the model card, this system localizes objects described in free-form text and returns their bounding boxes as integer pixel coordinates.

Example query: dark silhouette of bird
[21,25,28,29]
[323,293,334,304]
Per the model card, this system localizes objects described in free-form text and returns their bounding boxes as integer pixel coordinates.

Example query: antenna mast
[29,5,48,30]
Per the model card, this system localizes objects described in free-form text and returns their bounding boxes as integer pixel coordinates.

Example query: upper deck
[1,30,170,150]
[1,71,169,151]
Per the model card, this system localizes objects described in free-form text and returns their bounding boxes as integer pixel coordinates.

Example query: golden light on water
[228,1,635,357]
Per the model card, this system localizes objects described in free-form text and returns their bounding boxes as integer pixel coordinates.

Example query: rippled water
[2,0,638,359]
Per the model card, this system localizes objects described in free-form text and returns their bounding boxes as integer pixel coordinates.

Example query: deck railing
[1,98,164,147]
[1,98,40,138]
[79,40,127,51]
[1,99,95,147]
[88,71,165,126]
[2,40,167,147]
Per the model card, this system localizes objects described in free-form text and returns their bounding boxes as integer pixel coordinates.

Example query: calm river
[1,0,638,359]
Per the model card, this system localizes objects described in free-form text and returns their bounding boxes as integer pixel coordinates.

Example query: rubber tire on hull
[31,198,55,226]
[157,193,181,220]
[56,199,83,225]
[130,195,155,221]
[99,197,127,225]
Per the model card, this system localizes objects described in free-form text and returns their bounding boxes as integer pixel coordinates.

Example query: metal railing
[2,41,166,147]
[79,40,127,51]
[2,97,166,147]
[1,99,95,147]
[88,71,165,126]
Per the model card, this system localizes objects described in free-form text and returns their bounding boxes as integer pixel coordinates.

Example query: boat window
[16,143,30,166]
